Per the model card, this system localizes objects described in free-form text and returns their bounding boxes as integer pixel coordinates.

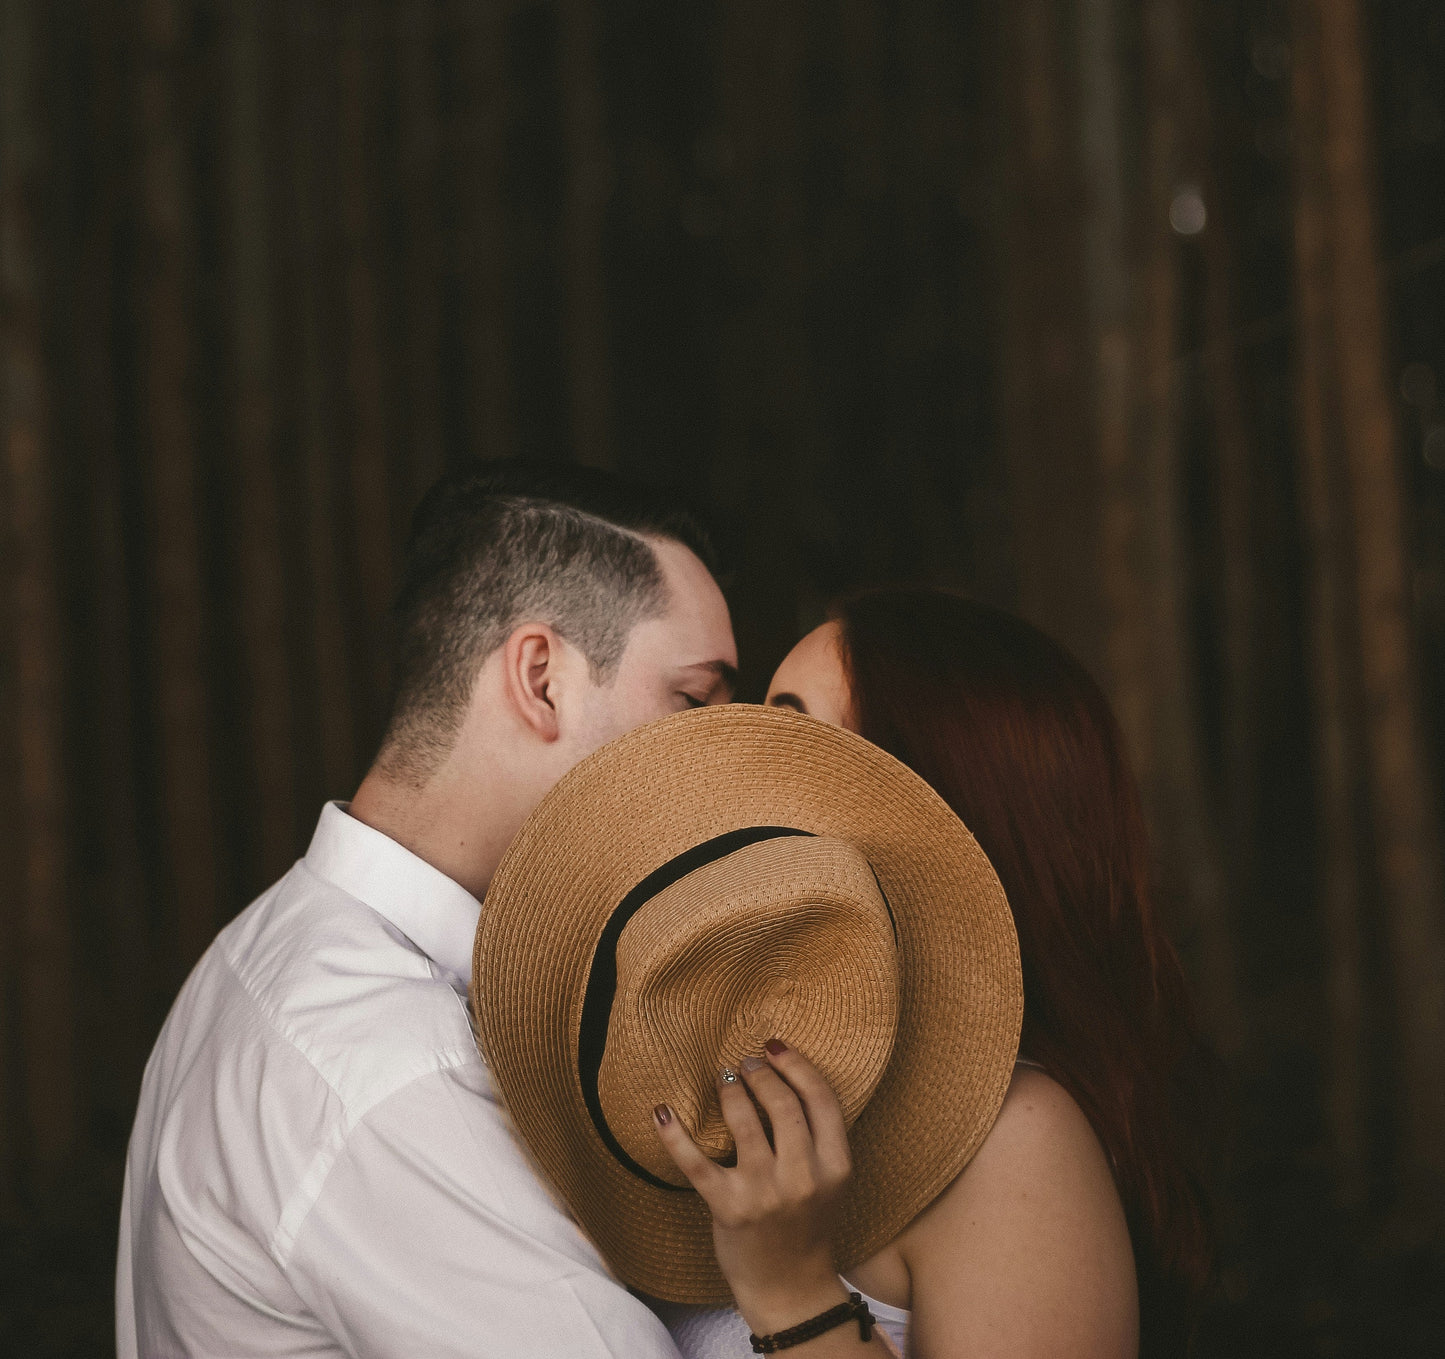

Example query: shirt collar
[303,801,481,994]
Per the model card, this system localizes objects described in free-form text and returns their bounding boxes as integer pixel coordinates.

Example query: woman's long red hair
[835,588,1212,1356]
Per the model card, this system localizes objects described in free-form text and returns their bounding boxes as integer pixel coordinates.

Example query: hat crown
[596,835,900,1186]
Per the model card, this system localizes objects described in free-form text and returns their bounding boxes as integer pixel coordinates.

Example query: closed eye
[679,693,706,709]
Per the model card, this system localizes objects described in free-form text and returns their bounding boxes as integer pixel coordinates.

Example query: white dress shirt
[117,802,682,1358]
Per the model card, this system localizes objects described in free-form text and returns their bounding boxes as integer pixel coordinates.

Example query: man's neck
[348,766,519,901]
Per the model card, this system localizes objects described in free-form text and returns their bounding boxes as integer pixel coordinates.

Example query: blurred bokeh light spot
[1169,185,1207,236]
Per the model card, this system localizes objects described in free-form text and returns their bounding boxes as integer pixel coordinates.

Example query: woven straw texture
[598,834,900,1182]
[472,703,1023,1305]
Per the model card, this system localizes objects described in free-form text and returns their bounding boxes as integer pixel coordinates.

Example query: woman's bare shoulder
[897,1066,1139,1359]
[976,1065,1122,1187]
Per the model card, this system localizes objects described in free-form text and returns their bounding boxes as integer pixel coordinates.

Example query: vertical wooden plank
[887,0,982,590]
[993,0,1100,664]
[0,0,36,1199]
[1074,0,1243,1052]
[1288,0,1371,1206]
[1133,0,1244,1056]
[222,0,299,882]
[0,438,17,1204]
[1076,0,1144,736]
[133,0,222,972]
[1183,0,1260,911]
[713,0,816,688]
[337,2,398,740]
[1308,0,1445,1199]
[897,0,1011,604]
[279,2,358,800]
[67,0,156,1121]
[557,0,614,470]
[395,0,446,494]
[822,0,891,594]
[1320,0,1445,1200]
[0,0,80,1172]
[441,0,516,469]
[0,406,79,1177]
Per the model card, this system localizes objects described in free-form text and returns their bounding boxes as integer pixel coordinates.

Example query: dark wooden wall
[1,1,1442,1354]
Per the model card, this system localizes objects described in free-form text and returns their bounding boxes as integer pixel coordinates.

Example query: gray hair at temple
[377,461,720,784]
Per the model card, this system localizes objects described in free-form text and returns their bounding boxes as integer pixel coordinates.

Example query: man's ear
[500,623,564,742]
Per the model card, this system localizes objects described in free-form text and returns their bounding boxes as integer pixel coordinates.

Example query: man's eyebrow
[767,692,807,713]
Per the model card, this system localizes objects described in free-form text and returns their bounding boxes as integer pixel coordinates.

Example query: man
[117,462,738,1357]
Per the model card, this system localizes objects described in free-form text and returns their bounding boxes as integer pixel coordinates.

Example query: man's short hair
[377,461,719,782]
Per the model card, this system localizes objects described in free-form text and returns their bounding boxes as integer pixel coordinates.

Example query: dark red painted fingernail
[765,1038,788,1055]
[653,1103,672,1126]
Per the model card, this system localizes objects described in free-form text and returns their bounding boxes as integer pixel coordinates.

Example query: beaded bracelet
[748,1291,876,1353]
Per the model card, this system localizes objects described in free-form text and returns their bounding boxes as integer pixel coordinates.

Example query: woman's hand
[652,1040,855,1336]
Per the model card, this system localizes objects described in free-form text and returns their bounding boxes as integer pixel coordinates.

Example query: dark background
[2,1,1444,1354]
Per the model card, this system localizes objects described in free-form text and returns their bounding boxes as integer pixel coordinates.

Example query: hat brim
[472,704,1022,1304]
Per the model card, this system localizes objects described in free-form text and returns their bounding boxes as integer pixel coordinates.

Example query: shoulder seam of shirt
[221,865,479,1109]
[219,912,358,1111]
[219,935,481,1136]
[211,872,486,1269]
[269,1049,479,1268]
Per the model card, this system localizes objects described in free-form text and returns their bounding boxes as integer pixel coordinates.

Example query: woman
[653,588,1212,1358]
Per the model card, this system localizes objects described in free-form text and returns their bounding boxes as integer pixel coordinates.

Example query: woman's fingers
[718,1068,774,1168]
[738,1057,812,1166]
[762,1042,852,1180]
[653,1050,852,1207]
[652,1104,726,1200]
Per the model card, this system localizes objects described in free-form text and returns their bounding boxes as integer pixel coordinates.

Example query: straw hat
[471,704,1022,1305]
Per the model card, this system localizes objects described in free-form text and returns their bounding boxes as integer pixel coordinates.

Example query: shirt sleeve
[284,1058,684,1359]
